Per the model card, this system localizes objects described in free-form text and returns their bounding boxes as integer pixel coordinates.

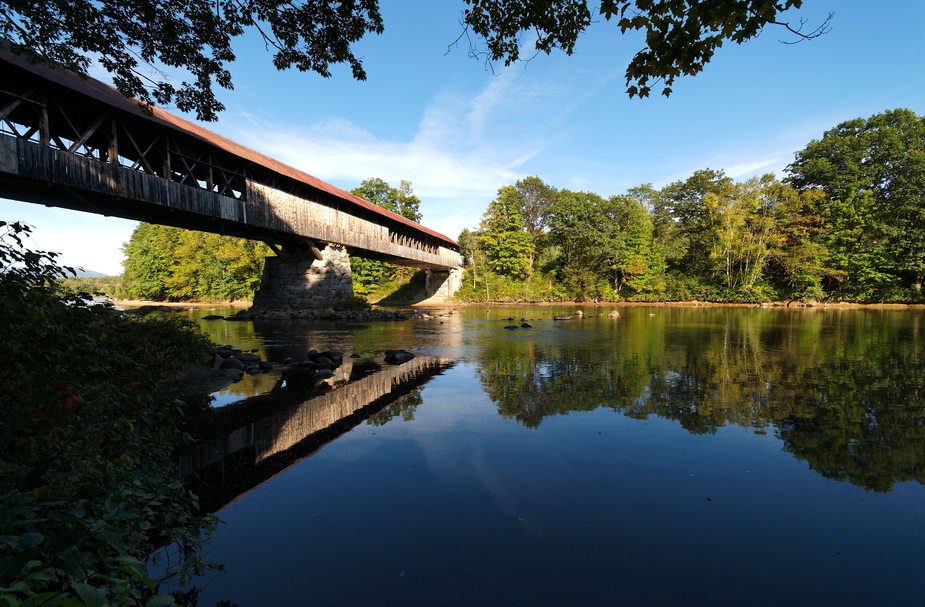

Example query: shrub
[0,222,217,606]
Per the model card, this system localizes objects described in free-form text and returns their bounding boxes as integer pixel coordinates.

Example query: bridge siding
[12,136,247,223]
[3,134,458,268]
[246,181,459,267]
[2,53,461,273]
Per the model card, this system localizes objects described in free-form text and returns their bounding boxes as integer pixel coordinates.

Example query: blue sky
[3,0,924,275]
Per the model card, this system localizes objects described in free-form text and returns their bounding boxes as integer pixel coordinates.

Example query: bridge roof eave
[0,49,459,251]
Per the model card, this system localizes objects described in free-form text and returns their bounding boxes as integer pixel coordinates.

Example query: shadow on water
[180,355,455,513]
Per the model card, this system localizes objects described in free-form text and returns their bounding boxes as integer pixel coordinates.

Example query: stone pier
[425,267,463,300]
[253,244,353,308]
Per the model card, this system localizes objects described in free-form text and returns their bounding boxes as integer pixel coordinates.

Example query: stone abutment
[253,245,353,308]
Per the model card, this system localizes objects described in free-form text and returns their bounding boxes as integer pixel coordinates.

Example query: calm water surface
[176,305,925,606]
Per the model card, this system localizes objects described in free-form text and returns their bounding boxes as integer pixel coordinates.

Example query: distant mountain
[74,269,110,278]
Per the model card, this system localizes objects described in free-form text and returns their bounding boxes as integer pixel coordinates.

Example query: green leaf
[72,582,106,607]
[0,536,19,550]
[145,594,176,607]
[106,554,146,577]
[24,568,58,584]
[19,532,44,549]
[21,591,71,606]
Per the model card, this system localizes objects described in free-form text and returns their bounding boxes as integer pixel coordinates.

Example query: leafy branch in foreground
[3,0,829,120]
[460,0,832,97]
[0,0,384,121]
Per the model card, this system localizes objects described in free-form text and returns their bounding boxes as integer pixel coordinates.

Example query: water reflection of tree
[777,344,925,492]
[367,390,424,426]
[475,310,925,492]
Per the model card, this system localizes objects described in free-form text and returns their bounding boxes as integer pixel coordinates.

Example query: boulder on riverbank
[175,362,236,395]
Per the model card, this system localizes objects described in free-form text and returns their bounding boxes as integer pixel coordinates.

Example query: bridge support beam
[252,244,353,309]
[425,267,463,300]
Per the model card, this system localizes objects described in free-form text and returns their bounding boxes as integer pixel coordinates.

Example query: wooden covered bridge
[0,51,462,304]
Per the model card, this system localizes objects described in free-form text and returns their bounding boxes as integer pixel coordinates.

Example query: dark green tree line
[458,109,925,304]
[787,108,925,299]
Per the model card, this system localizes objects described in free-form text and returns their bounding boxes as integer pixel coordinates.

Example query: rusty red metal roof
[1,49,457,248]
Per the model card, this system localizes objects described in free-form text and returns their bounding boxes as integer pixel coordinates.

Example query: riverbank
[437,299,925,310]
[113,297,925,313]
[112,298,252,308]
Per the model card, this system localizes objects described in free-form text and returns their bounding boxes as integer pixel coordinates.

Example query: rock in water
[223,368,244,381]
[221,356,245,370]
[313,369,335,380]
[384,349,416,364]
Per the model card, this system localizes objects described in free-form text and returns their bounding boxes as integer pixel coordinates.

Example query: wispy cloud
[659,116,840,187]
[219,68,593,236]
[216,58,622,238]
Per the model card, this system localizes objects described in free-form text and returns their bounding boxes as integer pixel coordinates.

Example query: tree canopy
[352,177,422,223]
[1,0,384,121]
[1,0,829,120]
[462,0,830,98]
[787,108,925,296]
[457,108,925,305]
[121,224,268,301]
[349,177,424,298]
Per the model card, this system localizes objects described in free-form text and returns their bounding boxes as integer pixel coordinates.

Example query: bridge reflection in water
[180,356,455,513]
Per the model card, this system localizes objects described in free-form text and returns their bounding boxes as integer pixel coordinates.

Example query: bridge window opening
[1,121,39,144]
[0,91,44,143]
[114,128,163,176]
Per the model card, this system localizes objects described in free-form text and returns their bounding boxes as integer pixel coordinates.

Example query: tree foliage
[122,223,268,301]
[787,108,925,297]
[3,0,829,120]
[349,177,423,298]
[352,177,422,223]
[461,0,831,97]
[457,108,925,304]
[479,186,533,279]
[545,190,665,300]
[0,0,384,121]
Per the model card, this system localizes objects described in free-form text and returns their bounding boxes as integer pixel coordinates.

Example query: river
[170,304,925,606]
